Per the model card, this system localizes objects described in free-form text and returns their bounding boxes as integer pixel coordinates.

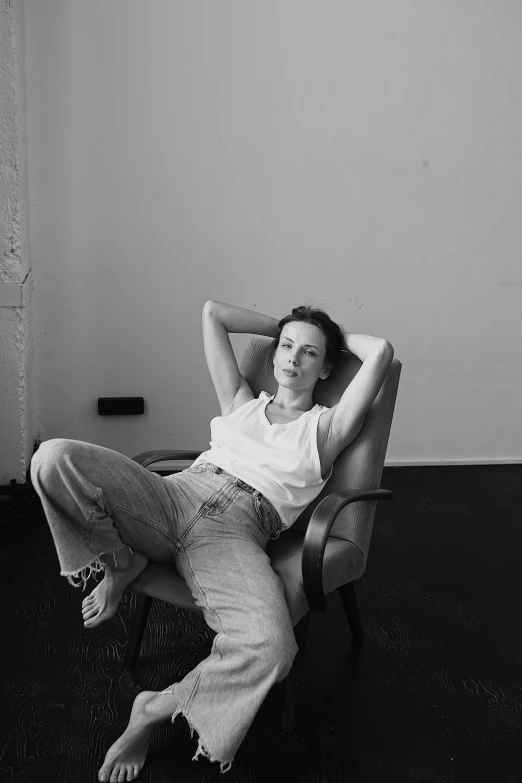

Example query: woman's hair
[270,305,344,371]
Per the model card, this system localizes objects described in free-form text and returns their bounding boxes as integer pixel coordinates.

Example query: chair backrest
[239,338,401,564]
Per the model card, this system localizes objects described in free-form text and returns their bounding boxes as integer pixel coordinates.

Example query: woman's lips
[282,369,298,376]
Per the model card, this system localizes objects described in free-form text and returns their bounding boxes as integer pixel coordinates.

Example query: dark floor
[1,464,522,783]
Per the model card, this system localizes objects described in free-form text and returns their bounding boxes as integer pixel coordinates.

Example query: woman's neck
[271,387,315,413]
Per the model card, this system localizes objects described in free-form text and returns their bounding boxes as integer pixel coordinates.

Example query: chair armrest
[132,450,203,469]
[302,488,394,612]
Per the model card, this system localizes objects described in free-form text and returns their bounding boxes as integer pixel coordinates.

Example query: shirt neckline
[261,393,318,429]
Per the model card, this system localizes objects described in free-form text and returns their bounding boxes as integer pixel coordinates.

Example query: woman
[30,300,393,782]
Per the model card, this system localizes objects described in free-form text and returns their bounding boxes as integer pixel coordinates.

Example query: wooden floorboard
[1,464,521,783]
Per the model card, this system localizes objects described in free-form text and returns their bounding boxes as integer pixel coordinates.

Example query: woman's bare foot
[82,550,148,628]
[98,690,157,782]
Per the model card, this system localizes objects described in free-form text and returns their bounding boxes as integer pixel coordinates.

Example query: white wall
[25,0,522,464]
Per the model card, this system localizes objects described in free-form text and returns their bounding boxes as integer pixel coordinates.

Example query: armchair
[124,338,401,731]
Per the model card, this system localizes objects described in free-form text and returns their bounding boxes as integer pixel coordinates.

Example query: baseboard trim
[385,458,522,467]
[149,458,522,472]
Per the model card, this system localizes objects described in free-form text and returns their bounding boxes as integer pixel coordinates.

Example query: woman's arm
[205,301,280,338]
[340,328,391,362]
[202,300,279,415]
[319,332,394,473]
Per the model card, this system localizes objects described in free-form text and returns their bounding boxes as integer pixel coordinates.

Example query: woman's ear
[320,364,332,380]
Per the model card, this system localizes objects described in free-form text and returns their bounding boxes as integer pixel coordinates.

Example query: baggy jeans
[30,438,298,771]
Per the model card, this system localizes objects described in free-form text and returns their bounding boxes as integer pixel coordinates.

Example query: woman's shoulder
[313,401,331,415]
[226,390,271,418]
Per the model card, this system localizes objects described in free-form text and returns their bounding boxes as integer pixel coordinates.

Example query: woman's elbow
[383,339,394,357]
[202,299,221,320]
[376,339,394,365]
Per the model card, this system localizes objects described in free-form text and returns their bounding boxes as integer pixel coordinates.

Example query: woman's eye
[281,344,290,349]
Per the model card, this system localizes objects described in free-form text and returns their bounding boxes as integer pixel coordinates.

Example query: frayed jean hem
[160,686,233,774]
[60,544,134,592]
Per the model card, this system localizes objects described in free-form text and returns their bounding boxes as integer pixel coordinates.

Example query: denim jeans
[30,438,298,771]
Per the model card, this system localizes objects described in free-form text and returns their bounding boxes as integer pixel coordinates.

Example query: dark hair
[270,305,344,371]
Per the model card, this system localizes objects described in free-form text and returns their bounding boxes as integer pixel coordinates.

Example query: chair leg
[124,593,153,671]
[282,613,310,733]
[338,582,364,645]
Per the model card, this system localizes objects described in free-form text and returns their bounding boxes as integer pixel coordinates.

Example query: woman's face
[273,322,330,392]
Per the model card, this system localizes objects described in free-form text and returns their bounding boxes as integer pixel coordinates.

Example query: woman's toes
[84,610,102,627]
[82,605,99,620]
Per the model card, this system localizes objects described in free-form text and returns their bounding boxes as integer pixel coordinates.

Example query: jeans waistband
[207,464,258,496]
[191,462,283,538]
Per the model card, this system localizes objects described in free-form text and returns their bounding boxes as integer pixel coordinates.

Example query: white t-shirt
[193,391,332,529]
